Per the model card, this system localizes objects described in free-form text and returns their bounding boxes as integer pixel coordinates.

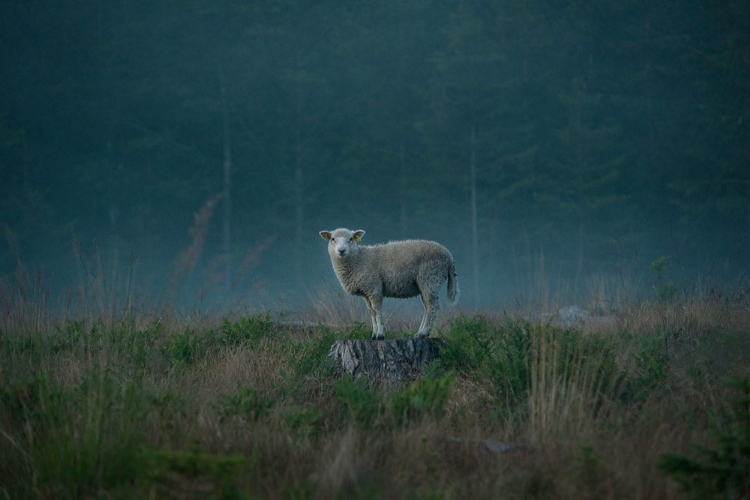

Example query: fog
[1,1,748,316]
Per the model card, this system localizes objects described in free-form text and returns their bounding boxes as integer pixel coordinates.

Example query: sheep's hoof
[371,332,385,340]
[414,331,430,339]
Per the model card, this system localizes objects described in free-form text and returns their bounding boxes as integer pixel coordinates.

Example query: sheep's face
[320,228,365,260]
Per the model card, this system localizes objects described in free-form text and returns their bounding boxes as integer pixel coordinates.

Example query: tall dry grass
[1,298,749,498]
[2,231,750,498]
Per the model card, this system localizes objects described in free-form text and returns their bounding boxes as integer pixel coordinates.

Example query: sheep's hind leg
[415,290,439,339]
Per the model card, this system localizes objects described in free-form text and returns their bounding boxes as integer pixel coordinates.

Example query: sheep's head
[319,228,365,260]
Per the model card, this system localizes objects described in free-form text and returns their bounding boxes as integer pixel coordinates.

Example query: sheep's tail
[447,261,460,305]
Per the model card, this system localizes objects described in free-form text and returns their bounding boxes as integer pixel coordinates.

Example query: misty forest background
[1,1,749,314]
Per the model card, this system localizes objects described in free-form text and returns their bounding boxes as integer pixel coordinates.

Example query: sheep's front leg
[363,296,378,339]
[366,294,386,340]
[415,290,439,338]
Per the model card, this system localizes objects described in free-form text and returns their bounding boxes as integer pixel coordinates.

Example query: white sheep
[319,228,459,339]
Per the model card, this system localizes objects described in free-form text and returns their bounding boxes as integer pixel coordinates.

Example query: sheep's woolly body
[320,228,459,339]
[333,241,454,299]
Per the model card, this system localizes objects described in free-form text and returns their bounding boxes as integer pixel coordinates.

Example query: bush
[141,448,247,499]
[660,378,750,499]
[334,375,384,427]
[215,315,275,348]
[218,386,274,423]
[163,327,198,367]
[0,369,149,497]
[391,371,456,425]
[440,315,493,373]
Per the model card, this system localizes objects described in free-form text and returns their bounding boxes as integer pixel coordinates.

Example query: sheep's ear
[353,230,365,242]
[319,231,332,241]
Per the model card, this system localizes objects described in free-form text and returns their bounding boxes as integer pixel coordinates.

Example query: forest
[2,3,750,499]
[1,0,749,311]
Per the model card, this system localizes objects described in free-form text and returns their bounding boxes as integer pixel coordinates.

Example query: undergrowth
[1,302,749,499]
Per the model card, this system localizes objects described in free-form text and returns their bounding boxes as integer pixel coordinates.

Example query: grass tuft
[1,296,749,498]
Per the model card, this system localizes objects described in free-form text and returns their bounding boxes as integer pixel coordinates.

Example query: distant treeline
[1,1,748,308]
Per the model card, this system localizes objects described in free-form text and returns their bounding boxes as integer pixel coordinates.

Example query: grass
[1,292,749,498]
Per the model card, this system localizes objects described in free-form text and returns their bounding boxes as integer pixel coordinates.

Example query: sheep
[319,228,459,340]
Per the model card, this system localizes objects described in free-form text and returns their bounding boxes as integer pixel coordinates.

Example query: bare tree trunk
[399,134,407,238]
[294,59,305,279]
[329,338,442,387]
[470,125,479,308]
[106,140,119,239]
[398,5,408,238]
[219,67,232,293]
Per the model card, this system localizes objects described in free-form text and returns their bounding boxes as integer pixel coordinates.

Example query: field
[1,280,750,499]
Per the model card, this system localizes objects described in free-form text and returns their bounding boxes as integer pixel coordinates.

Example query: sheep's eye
[349,237,353,242]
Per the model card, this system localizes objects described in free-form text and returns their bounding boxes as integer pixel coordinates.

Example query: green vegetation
[659,377,750,499]
[1,300,749,499]
[651,256,678,302]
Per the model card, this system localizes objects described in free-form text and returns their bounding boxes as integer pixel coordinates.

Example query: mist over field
[3,4,750,498]
[1,1,749,315]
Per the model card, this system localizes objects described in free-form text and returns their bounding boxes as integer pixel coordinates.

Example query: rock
[537,306,614,330]
[557,305,591,329]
